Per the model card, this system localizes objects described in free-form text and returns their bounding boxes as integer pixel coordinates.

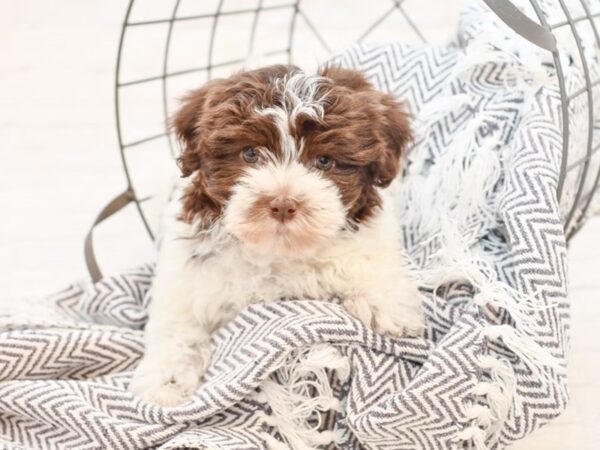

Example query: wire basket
[74,1,600,446]
[112,0,600,243]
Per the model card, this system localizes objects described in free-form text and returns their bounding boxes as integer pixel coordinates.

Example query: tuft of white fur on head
[276,72,329,122]
[258,72,329,162]
[223,160,347,257]
[225,71,345,257]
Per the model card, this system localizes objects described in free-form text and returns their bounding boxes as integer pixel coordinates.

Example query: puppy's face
[173,65,411,256]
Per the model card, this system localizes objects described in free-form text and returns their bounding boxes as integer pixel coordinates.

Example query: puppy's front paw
[373,298,424,338]
[344,291,424,338]
[130,350,211,406]
[130,364,201,406]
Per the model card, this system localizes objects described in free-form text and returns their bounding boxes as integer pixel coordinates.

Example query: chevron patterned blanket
[2,2,599,449]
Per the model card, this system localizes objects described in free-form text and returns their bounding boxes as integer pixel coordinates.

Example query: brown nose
[269,196,298,223]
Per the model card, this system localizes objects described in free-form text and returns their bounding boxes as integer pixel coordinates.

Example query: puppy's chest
[196,245,346,303]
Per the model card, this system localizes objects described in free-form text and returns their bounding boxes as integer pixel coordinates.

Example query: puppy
[130,65,423,406]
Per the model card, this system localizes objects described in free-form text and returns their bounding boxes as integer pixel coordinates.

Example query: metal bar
[85,190,136,282]
[552,56,570,201]
[286,0,301,63]
[357,4,396,43]
[567,143,600,171]
[484,0,557,51]
[118,50,289,87]
[261,47,291,57]
[396,2,427,43]
[247,0,265,57]
[570,0,600,231]
[528,0,570,201]
[118,73,166,87]
[122,132,168,149]
[566,191,595,241]
[156,59,246,79]
[549,12,600,30]
[126,3,296,27]
[207,0,226,80]
[565,188,594,241]
[568,79,600,102]
[557,0,595,234]
[137,195,153,204]
[161,0,181,158]
[114,0,155,240]
[297,9,331,52]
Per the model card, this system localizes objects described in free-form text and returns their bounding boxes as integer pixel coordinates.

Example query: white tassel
[415,225,494,289]
[262,433,291,450]
[465,404,494,428]
[452,20,552,99]
[471,381,511,439]
[256,344,348,450]
[483,325,562,377]
[455,426,488,450]
[398,119,502,248]
[472,282,555,335]
[416,224,556,338]
[478,355,520,416]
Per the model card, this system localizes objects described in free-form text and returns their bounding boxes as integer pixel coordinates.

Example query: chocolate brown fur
[172,65,412,225]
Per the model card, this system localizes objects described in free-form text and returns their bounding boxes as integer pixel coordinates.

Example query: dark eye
[242,147,259,163]
[316,155,334,171]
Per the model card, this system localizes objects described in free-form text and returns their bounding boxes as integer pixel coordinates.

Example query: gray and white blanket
[1,2,599,449]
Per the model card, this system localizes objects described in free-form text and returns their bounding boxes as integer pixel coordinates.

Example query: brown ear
[170,84,214,177]
[172,65,302,177]
[319,65,372,91]
[171,76,239,177]
[370,94,413,188]
[320,65,413,187]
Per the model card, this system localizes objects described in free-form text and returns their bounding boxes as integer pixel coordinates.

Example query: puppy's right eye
[315,155,334,171]
[242,147,259,163]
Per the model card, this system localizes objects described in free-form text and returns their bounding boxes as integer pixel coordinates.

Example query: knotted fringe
[406,31,558,443]
[419,223,562,450]
[256,344,350,450]
[398,4,563,447]
[397,110,503,245]
[263,3,561,448]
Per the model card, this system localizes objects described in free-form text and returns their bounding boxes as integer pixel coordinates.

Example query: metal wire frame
[113,0,600,242]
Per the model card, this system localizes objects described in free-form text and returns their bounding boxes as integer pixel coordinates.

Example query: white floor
[1,1,598,448]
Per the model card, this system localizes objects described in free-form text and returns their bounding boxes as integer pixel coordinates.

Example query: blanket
[2,2,599,449]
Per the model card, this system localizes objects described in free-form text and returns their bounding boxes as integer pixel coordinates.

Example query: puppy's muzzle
[269,196,298,223]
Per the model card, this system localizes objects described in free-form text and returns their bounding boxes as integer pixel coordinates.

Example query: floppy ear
[172,65,302,177]
[171,86,212,177]
[370,94,413,188]
[319,65,372,91]
[320,65,412,188]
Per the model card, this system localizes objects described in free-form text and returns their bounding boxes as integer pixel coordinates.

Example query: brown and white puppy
[129,65,423,406]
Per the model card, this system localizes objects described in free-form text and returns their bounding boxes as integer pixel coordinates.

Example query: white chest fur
[132,192,423,407]
[154,198,406,330]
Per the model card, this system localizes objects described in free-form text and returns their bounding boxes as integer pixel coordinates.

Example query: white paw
[372,299,424,338]
[344,291,424,338]
[129,351,211,406]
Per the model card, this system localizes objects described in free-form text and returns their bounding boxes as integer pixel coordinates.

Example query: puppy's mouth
[222,164,348,257]
[226,196,333,256]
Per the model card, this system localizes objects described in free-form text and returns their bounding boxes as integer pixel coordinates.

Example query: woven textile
[2,2,599,449]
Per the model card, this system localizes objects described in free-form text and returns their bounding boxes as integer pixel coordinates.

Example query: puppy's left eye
[315,155,334,171]
[242,147,259,163]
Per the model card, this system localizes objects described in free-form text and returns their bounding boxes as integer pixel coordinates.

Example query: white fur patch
[131,189,423,406]
[223,160,347,257]
[258,71,329,161]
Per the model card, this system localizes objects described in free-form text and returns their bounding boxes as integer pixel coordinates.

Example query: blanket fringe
[394,26,556,449]
[421,225,560,449]
[256,344,349,449]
